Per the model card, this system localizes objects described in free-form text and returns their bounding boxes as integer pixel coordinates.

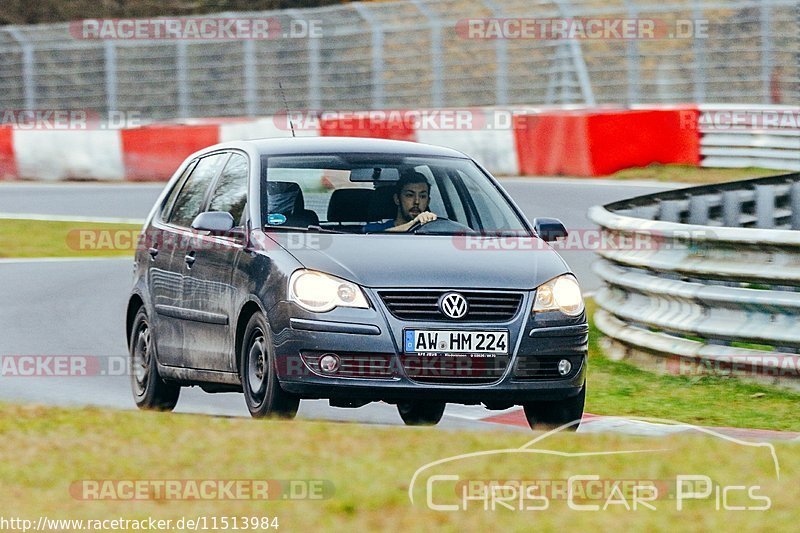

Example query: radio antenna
[278,81,296,138]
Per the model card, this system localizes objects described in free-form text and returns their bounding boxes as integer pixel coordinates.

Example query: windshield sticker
[267,213,287,226]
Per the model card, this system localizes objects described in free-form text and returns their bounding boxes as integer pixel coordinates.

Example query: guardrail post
[722,190,741,227]
[791,182,800,230]
[688,196,710,225]
[755,185,775,228]
[659,200,683,223]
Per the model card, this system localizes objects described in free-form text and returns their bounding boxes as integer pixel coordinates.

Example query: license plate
[404,330,509,354]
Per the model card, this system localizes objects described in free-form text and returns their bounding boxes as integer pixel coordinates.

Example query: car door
[147,159,196,367]
[158,152,230,368]
[179,152,249,372]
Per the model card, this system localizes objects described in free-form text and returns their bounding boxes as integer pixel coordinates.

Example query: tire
[130,308,180,411]
[397,401,446,426]
[523,385,585,432]
[240,313,299,419]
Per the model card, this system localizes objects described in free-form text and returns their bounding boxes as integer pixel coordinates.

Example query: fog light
[319,354,340,373]
[558,359,572,376]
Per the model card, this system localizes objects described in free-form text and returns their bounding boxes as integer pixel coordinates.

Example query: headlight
[289,270,369,312]
[532,274,584,316]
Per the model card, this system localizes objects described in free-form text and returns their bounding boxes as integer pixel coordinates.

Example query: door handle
[184,251,196,267]
[148,247,159,260]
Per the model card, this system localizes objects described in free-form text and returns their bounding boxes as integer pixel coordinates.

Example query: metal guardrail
[587,173,800,390]
[698,104,800,171]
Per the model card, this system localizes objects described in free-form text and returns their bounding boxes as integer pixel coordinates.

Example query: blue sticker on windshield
[267,213,287,226]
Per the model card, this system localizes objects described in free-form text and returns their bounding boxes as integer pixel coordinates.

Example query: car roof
[216,136,470,159]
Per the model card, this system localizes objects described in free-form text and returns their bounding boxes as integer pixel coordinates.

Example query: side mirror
[191,211,235,234]
[533,217,568,242]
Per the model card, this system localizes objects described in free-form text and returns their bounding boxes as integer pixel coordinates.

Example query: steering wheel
[407,217,476,235]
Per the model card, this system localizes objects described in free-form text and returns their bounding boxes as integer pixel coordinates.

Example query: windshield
[261,154,529,235]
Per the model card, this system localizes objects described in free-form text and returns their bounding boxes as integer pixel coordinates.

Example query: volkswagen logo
[438,292,469,319]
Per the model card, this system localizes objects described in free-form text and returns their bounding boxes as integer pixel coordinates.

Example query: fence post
[243,39,257,116]
[553,0,596,106]
[104,41,118,117]
[5,27,36,110]
[759,1,774,104]
[481,0,508,105]
[176,41,189,119]
[692,0,707,103]
[623,0,641,105]
[411,0,444,108]
[352,3,385,109]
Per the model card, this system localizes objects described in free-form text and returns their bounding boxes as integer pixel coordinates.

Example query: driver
[363,170,438,232]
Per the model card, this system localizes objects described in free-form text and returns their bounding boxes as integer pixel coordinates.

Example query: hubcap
[247,331,267,400]
[132,323,151,395]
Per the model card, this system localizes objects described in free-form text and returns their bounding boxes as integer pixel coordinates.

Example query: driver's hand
[412,211,437,225]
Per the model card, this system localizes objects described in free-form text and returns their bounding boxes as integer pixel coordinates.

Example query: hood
[273,233,570,290]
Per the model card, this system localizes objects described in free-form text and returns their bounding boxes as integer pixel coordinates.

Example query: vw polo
[127,137,587,429]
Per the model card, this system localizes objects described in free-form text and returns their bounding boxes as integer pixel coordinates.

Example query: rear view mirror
[191,211,235,234]
[533,217,568,242]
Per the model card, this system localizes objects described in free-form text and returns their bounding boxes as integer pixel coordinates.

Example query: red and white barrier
[0,104,792,182]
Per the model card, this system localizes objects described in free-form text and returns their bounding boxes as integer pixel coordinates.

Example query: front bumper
[269,296,588,405]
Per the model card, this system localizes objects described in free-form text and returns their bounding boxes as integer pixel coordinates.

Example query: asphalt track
[11,179,795,439]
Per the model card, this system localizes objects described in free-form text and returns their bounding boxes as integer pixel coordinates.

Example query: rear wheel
[241,313,299,419]
[523,385,585,431]
[397,401,446,426]
[130,308,180,411]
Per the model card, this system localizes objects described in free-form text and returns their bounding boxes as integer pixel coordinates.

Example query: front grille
[301,352,395,379]
[379,290,523,321]
[400,354,510,384]
[513,355,582,380]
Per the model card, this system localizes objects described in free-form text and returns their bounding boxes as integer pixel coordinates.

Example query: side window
[169,153,229,227]
[160,159,197,221]
[208,154,248,225]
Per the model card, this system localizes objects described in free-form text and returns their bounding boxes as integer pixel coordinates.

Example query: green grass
[0,219,141,258]
[606,164,786,184]
[585,299,800,432]
[0,403,797,530]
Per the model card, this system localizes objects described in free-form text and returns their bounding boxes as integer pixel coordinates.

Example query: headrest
[266,181,304,215]
[327,188,373,222]
[368,185,397,221]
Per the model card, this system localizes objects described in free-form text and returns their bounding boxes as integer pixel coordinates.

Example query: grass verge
[606,164,787,184]
[0,402,797,530]
[0,219,140,258]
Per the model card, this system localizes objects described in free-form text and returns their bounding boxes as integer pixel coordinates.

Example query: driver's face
[395,183,430,222]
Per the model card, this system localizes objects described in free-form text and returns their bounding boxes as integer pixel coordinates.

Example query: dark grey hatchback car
[127,137,587,430]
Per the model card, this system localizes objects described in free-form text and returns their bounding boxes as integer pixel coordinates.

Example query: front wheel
[130,308,180,411]
[241,313,299,419]
[522,385,585,432]
[397,401,446,426]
